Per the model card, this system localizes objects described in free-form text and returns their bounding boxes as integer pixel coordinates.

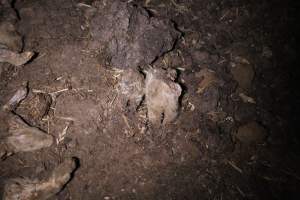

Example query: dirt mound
[89,1,180,69]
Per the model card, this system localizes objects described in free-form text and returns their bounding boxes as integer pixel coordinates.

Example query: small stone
[235,121,267,144]
[230,59,254,91]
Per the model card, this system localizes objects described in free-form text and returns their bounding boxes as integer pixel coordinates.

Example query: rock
[89,1,180,69]
[230,57,254,91]
[15,92,52,127]
[2,158,77,200]
[119,68,144,111]
[235,121,267,144]
[145,68,182,125]
[3,114,53,155]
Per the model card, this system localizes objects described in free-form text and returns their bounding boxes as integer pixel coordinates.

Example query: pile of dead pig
[0,1,77,199]
[0,1,184,199]
[0,1,270,199]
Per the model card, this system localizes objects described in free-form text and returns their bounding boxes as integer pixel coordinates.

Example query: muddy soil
[0,0,299,199]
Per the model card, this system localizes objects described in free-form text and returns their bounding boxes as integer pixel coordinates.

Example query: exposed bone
[145,68,182,125]
[3,158,77,200]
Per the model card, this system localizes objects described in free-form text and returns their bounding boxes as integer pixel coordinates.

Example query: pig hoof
[3,158,77,200]
[4,114,53,154]
[0,48,34,66]
[2,83,28,112]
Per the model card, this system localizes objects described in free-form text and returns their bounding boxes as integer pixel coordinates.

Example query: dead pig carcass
[119,68,182,125]
[145,68,182,125]
[0,113,53,157]
[2,158,77,200]
[89,1,180,69]
[0,85,54,159]
[89,1,182,124]
[0,0,34,66]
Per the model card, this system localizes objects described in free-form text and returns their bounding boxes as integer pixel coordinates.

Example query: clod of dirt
[15,92,52,127]
[0,48,34,66]
[230,57,255,91]
[191,50,210,64]
[198,86,220,114]
[235,121,268,144]
[2,158,77,200]
[207,111,227,122]
[2,83,28,112]
[119,68,144,111]
[196,68,220,94]
[234,103,256,123]
[89,1,180,69]
[145,68,182,125]
[3,114,53,155]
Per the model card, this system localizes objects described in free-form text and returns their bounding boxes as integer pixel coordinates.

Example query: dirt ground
[0,0,299,199]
